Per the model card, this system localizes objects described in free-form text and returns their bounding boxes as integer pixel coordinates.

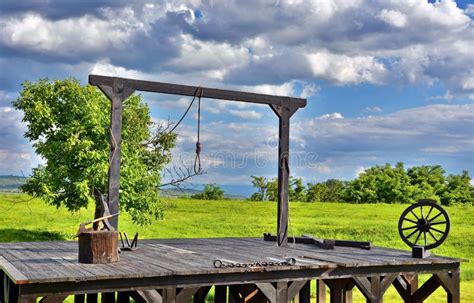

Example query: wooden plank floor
[0,238,459,285]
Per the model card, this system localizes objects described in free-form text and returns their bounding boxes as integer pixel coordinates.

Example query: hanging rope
[194,88,203,174]
[168,87,203,174]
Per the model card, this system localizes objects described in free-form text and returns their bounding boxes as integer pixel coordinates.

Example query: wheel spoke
[414,231,422,244]
[428,212,443,222]
[430,227,445,234]
[402,225,418,231]
[426,206,434,221]
[403,218,417,224]
[430,221,447,226]
[406,228,420,239]
[410,210,420,220]
[428,230,439,242]
[420,206,424,220]
[423,231,427,246]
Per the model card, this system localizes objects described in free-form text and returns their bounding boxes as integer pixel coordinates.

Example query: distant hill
[0,176,250,199]
[160,187,247,200]
[0,175,26,192]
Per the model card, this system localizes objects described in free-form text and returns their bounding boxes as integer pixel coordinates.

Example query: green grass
[0,193,473,302]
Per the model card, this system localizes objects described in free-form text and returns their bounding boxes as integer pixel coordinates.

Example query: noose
[168,87,203,174]
[194,88,203,174]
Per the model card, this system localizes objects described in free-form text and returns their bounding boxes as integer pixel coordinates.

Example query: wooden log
[78,231,119,264]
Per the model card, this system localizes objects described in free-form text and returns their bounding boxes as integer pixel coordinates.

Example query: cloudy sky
[0,0,473,194]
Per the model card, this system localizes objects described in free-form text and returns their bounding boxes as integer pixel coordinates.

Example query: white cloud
[229,110,263,120]
[363,106,383,113]
[167,34,250,75]
[306,52,388,85]
[377,9,407,28]
[318,112,344,119]
[0,11,140,56]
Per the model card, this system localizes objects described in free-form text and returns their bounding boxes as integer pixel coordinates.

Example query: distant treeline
[249,163,473,205]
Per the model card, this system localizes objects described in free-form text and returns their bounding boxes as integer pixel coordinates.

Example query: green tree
[249,176,269,201]
[289,177,306,201]
[440,171,473,205]
[13,78,176,225]
[407,165,446,201]
[306,179,346,202]
[191,183,225,200]
[344,162,417,204]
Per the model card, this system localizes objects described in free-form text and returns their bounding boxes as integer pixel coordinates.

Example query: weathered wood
[324,279,353,303]
[270,104,295,246]
[370,276,381,303]
[288,280,309,301]
[89,75,307,108]
[255,283,276,303]
[447,270,460,303]
[135,290,162,303]
[317,280,326,303]
[176,287,199,303]
[0,239,461,303]
[411,275,441,303]
[276,282,288,303]
[40,295,68,303]
[3,275,19,303]
[215,286,227,303]
[163,288,177,303]
[78,231,119,264]
[296,281,311,303]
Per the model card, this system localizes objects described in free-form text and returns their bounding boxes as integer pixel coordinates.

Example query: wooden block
[78,231,119,264]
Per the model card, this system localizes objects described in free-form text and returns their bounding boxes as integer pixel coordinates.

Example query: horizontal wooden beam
[89,74,307,108]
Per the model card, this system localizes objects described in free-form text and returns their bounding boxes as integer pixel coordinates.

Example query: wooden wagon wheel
[398,199,450,250]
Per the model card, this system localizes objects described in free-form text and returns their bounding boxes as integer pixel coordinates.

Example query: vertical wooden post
[97,80,134,230]
[163,288,177,303]
[298,281,311,303]
[325,279,353,303]
[3,275,19,303]
[370,276,381,303]
[276,282,288,303]
[215,286,227,303]
[0,272,4,303]
[447,270,460,303]
[270,104,298,246]
[317,280,326,303]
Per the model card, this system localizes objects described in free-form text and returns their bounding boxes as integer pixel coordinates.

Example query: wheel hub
[417,218,430,232]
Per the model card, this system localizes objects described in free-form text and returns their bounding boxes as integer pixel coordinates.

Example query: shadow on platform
[0,228,67,242]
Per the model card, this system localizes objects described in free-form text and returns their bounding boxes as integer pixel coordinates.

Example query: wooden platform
[0,238,461,303]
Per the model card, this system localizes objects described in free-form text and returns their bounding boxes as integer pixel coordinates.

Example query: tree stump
[78,230,119,264]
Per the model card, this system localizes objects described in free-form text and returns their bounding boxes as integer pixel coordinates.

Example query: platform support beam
[215,286,227,303]
[3,275,19,303]
[324,279,354,303]
[316,280,326,303]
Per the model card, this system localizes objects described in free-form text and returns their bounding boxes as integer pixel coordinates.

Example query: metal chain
[213,257,296,269]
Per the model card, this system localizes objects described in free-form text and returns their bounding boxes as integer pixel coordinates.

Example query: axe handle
[85,213,119,226]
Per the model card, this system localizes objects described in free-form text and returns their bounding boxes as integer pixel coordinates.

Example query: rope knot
[195,142,201,154]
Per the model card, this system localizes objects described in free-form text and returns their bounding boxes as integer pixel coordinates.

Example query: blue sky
[0,0,473,195]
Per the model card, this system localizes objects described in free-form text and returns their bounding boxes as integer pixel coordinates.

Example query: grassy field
[0,193,472,302]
